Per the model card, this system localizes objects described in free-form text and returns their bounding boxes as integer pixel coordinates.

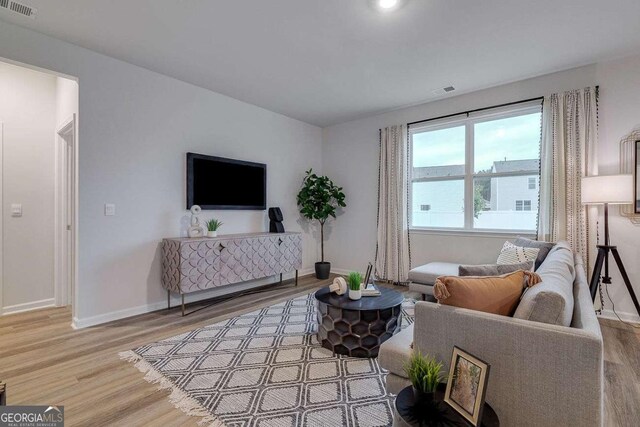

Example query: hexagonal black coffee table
[314,286,404,358]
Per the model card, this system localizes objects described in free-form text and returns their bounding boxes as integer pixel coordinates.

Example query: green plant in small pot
[297,169,346,279]
[347,271,363,300]
[404,351,444,404]
[205,219,223,237]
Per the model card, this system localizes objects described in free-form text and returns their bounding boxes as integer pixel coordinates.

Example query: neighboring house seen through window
[409,100,542,232]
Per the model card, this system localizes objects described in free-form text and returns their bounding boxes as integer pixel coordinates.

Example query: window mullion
[464,121,474,229]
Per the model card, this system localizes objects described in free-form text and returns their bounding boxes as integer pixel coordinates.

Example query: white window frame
[409,100,542,235]
[528,177,536,189]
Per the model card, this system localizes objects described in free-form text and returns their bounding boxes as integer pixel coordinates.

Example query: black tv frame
[186,152,267,210]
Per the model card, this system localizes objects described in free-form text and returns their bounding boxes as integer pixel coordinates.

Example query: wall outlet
[11,204,22,217]
[104,203,116,216]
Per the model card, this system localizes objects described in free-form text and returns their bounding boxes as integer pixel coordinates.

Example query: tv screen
[187,153,266,210]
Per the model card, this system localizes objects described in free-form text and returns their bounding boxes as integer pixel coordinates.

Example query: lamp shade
[582,174,633,204]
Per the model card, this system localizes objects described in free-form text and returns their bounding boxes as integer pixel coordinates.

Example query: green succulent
[404,351,444,394]
[347,272,363,291]
[206,219,223,231]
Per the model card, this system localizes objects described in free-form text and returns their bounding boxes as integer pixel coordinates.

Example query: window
[410,101,542,232]
[515,200,532,211]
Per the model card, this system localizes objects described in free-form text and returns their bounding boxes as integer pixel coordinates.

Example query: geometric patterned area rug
[120,292,415,427]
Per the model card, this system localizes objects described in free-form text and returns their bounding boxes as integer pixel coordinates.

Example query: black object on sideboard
[269,207,285,233]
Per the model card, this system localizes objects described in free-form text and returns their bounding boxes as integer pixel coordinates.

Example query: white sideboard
[162,232,303,314]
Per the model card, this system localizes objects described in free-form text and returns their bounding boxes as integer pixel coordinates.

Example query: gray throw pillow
[514,237,555,271]
[458,261,533,277]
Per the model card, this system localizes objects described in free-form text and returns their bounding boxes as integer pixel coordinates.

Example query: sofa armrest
[413,302,603,427]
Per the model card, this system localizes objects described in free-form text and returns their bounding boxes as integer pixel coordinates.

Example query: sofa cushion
[459,261,533,276]
[409,262,460,285]
[497,241,540,265]
[514,237,556,270]
[378,325,413,377]
[513,242,575,326]
[433,270,542,316]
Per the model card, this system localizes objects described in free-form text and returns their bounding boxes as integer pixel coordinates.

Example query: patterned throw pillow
[496,241,540,265]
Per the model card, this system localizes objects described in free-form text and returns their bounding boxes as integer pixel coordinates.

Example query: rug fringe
[119,351,226,427]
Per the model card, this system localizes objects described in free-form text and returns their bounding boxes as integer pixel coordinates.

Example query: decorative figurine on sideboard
[187,205,205,238]
[269,207,285,233]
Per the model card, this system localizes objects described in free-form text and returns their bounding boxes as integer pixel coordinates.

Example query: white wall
[0,21,323,327]
[0,62,57,312]
[596,54,640,321]
[55,76,79,129]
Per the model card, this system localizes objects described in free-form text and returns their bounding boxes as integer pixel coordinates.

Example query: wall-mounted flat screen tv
[187,152,266,210]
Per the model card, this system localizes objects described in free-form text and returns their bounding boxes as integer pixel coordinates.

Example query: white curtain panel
[538,87,598,264]
[375,125,411,284]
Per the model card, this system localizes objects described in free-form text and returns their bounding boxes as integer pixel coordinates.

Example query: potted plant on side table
[404,351,444,404]
[297,169,346,279]
[205,219,223,237]
[347,271,363,300]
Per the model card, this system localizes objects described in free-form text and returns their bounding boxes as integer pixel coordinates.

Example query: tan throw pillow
[497,241,540,265]
[433,270,542,316]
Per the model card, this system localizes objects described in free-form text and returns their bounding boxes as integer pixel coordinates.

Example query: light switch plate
[11,204,22,217]
[104,203,116,216]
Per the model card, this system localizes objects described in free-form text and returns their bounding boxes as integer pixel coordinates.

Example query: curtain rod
[408,85,600,128]
[407,96,544,127]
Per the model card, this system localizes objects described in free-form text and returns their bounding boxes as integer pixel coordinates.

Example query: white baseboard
[598,308,640,324]
[72,300,168,329]
[2,298,55,315]
[73,270,315,329]
[331,268,352,276]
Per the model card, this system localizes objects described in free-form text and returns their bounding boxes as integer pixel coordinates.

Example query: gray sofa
[379,242,604,426]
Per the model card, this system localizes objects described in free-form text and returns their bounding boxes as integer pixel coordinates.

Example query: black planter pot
[412,386,435,404]
[315,262,331,280]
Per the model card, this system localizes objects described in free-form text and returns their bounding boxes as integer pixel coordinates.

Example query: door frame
[54,114,77,315]
[0,122,3,314]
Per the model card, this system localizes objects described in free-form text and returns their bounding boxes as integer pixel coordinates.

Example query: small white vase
[349,289,362,300]
[207,230,218,238]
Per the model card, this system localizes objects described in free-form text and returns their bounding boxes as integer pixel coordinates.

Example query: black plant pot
[315,262,331,280]
[412,386,435,404]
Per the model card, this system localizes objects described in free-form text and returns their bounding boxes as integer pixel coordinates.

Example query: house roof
[413,165,465,179]
[492,159,539,173]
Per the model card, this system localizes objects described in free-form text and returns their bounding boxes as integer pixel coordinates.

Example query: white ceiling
[2,0,640,126]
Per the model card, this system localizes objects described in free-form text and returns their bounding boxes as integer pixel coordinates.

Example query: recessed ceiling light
[370,0,405,12]
[379,0,398,9]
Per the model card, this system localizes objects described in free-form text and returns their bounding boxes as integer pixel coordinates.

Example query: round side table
[394,384,499,427]
[314,286,404,357]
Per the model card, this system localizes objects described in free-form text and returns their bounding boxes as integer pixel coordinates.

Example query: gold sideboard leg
[181,294,185,317]
[295,270,298,287]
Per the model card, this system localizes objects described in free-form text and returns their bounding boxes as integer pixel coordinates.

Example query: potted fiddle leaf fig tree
[297,169,346,279]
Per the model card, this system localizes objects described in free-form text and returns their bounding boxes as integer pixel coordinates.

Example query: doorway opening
[0,59,78,321]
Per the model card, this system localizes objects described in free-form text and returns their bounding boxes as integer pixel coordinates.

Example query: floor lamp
[582,174,640,317]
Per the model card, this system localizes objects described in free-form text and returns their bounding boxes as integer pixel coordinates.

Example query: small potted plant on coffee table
[404,351,444,404]
[347,271,363,300]
[205,219,222,237]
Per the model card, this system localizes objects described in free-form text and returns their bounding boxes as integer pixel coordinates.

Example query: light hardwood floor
[0,276,638,426]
